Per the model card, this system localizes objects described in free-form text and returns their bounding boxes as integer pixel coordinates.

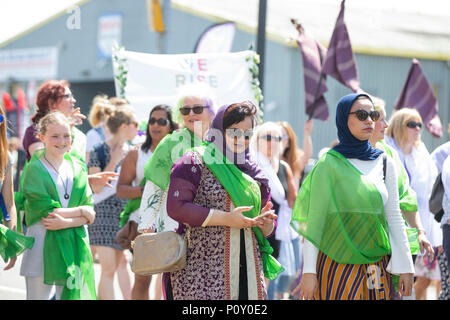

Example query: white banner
[0,46,58,81]
[112,49,257,121]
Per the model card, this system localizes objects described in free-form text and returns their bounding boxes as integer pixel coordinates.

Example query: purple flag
[194,22,236,53]
[322,0,360,92]
[395,59,443,138]
[292,19,329,121]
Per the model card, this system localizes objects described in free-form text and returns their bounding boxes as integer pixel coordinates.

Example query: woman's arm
[401,210,434,258]
[166,151,259,229]
[298,120,313,173]
[2,166,17,231]
[116,148,142,199]
[384,157,415,276]
[281,160,298,208]
[42,212,89,230]
[52,206,95,224]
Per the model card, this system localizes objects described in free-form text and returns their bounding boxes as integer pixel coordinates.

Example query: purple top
[23,124,40,161]
[167,151,211,227]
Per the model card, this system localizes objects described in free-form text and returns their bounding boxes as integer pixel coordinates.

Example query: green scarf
[0,224,34,262]
[378,140,418,212]
[14,126,87,233]
[378,140,419,255]
[144,128,203,190]
[22,149,96,300]
[70,127,87,163]
[291,149,391,265]
[194,143,284,280]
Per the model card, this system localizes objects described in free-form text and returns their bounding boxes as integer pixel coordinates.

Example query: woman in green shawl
[137,84,218,235]
[291,93,414,300]
[20,112,96,300]
[165,102,283,300]
[369,97,433,299]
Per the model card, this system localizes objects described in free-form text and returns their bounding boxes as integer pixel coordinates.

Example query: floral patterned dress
[167,150,268,300]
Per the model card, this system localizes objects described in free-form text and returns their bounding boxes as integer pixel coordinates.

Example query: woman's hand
[398,273,414,297]
[418,233,434,259]
[80,207,95,225]
[225,206,259,229]
[42,212,72,230]
[3,257,17,271]
[254,202,277,236]
[88,171,119,189]
[304,119,313,136]
[71,107,86,125]
[291,273,318,300]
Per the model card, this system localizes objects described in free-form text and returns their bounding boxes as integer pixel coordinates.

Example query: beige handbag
[130,231,187,275]
[130,190,187,275]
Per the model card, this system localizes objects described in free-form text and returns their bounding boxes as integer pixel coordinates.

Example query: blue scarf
[333,93,383,160]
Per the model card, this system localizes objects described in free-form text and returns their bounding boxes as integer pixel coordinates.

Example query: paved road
[0,255,439,300]
[0,254,158,300]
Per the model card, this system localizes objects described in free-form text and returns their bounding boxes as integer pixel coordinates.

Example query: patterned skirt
[88,195,127,250]
[314,251,391,300]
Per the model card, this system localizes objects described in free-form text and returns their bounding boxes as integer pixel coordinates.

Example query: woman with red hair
[23,80,86,162]
[20,80,117,192]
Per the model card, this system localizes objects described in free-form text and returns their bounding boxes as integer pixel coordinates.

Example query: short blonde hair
[386,108,422,149]
[88,94,115,127]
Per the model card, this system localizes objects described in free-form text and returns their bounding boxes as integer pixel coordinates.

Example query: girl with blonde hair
[85,95,115,162]
[20,111,96,300]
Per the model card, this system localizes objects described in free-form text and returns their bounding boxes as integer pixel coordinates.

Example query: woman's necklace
[44,155,70,200]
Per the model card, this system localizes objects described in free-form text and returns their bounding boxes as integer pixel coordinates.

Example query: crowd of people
[0,78,449,300]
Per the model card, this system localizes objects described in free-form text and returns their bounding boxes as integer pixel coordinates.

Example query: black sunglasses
[406,121,422,129]
[149,117,169,126]
[260,134,282,142]
[226,128,253,140]
[180,106,206,116]
[348,109,380,122]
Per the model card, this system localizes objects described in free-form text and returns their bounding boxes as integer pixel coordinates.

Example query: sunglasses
[226,128,253,140]
[406,121,422,129]
[259,134,282,142]
[180,106,207,116]
[149,117,169,126]
[348,109,380,122]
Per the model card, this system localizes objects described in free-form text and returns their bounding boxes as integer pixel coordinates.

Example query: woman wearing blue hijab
[291,93,415,300]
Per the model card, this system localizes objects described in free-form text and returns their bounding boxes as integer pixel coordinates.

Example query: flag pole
[256,0,267,93]
[291,19,324,120]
